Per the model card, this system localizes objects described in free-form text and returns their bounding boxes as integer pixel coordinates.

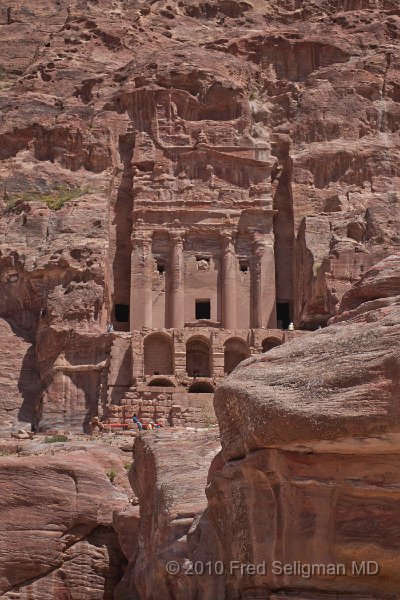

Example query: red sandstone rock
[203,256,400,598]
[127,430,220,600]
[0,2,399,595]
[0,446,132,599]
[336,253,400,314]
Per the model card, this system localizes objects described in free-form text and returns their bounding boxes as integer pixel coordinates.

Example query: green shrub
[6,185,89,212]
[124,461,133,471]
[106,469,117,484]
[44,434,69,443]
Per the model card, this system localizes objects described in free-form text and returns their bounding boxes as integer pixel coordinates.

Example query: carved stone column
[251,233,276,329]
[170,231,185,328]
[130,231,153,330]
[221,232,237,329]
[252,236,264,328]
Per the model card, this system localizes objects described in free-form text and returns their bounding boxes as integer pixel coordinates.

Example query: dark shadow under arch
[144,333,173,375]
[262,338,282,353]
[186,337,212,377]
[148,378,175,387]
[188,381,214,393]
[224,337,249,374]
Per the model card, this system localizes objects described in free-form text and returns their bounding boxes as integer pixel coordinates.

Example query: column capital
[132,230,152,246]
[252,233,270,256]
[169,230,185,246]
[220,230,236,253]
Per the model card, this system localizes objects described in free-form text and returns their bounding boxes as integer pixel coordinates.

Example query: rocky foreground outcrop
[0,429,220,600]
[0,441,136,599]
[127,429,220,600]
[191,255,400,599]
[1,256,400,599]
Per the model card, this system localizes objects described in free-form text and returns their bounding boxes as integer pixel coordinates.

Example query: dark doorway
[115,304,129,323]
[186,338,211,377]
[195,300,211,320]
[277,303,291,329]
[188,381,214,393]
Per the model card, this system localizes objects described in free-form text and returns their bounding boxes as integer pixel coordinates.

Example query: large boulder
[0,447,132,599]
[202,256,400,599]
[128,430,220,600]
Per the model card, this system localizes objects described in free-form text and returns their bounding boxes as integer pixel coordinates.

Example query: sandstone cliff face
[0,0,399,435]
[198,255,400,599]
[128,430,220,600]
[0,441,136,599]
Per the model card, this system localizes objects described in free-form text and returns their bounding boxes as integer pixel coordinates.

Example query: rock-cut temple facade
[106,118,301,427]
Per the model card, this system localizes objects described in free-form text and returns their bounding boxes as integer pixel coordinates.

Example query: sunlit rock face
[194,256,400,599]
[128,430,220,600]
[0,445,134,599]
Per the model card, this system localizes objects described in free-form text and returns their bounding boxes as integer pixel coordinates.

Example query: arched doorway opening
[186,337,211,378]
[144,333,173,375]
[224,338,249,374]
[262,338,282,353]
[188,381,214,393]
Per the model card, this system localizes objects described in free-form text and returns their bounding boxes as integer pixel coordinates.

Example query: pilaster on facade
[130,229,153,330]
[169,230,185,329]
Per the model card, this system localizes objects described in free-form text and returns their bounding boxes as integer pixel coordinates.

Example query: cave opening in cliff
[115,304,129,323]
[277,302,291,329]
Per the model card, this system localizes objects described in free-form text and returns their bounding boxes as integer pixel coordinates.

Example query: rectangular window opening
[239,260,249,273]
[157,262,165,275]
[196,299,211,320]
[115,304,130,323]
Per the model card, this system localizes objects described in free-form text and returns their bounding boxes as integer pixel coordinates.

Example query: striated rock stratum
[204,255,400,599]
[0,441,136,599]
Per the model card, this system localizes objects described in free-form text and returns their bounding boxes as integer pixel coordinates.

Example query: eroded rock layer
[0,441,135,599]
[202,255,400,599]
[128,430,220,600]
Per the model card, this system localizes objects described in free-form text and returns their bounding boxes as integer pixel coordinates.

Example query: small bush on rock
[44,435,69,443]
[6,185,89,212]
[106,469,117,484]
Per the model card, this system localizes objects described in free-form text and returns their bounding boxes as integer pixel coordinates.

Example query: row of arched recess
[143,333,282,384]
